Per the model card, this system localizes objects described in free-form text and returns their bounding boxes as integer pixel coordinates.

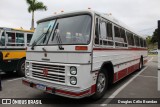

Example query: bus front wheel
[91,69,108,100]
[17,59,25,77]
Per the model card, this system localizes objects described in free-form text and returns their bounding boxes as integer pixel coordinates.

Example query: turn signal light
[75,46,88,50]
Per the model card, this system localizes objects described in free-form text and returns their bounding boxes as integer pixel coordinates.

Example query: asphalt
[0,56,159,107]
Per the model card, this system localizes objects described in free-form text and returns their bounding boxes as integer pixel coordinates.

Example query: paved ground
[0,56,159,107]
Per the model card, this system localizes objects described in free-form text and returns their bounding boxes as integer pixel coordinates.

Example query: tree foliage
[151,28,158,44]
[25,0,47,30]
[146,36,152,45]
[26,0,47,13]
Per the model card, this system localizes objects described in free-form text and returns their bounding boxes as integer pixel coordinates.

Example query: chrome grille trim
[31,63,65,83]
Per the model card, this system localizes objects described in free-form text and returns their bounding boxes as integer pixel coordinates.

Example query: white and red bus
[22,10,148,99]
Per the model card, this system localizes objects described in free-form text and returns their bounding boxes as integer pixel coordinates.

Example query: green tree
[146,36,152,45]
[151,28,158,44]
[26,0,47,30]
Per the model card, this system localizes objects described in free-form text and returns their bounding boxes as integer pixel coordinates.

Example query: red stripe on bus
[128,65,135,74]
[113,62,140,83]
[91,84,96,94]
[114,73,117,82]
[118,68,128,80]
[93,48,147,51]
[22,79,91,97]
[56,89,90,96]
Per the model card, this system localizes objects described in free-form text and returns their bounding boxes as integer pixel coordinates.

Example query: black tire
[16,59,25,76]
[91,69,108,100]
[138,58,143,71]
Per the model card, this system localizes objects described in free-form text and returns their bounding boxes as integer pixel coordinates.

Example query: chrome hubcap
[97,73,106,93]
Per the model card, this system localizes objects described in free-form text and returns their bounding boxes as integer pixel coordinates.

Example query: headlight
[26,62,29,68]
[70,66,77,75]
[70,76,77,85]
[26,69,29,76]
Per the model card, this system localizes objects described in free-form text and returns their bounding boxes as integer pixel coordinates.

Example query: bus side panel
[92,48,147,83]
[2,51,26,60]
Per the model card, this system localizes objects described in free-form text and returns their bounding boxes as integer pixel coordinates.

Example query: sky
[0,0,159,37]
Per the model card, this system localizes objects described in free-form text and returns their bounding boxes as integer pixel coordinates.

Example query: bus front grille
[31,63,65,83]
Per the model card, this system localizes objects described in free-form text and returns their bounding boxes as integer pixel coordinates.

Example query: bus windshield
[30,20,56,46]
[30,15,92,46]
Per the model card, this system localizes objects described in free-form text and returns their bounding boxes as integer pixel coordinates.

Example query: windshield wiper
[56,30,64,50]
[51,23,64,50]
[42,26,52,43]
[31,26,51,50]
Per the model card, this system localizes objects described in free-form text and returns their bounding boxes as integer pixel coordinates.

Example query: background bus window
[27,34,33,45]
[16,33,24,46]
[0,31,5,46]
[7,32,15,46]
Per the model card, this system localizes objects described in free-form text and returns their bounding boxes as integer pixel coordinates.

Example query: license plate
[36,84,46,91]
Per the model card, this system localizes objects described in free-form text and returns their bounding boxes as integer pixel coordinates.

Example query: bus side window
[114,26,121,40]
[140,38,143,47]
[120,28,127,43]
[16,33,24,46]
[135,35,140,47]
[7,32,15,46]
[107,23,113,40]
[106,22,113,46]
[144,39,147,47]
[95,18,99,45]
[27,34,33,45]
[126,32,135,46]
[99,21,107,45]
[114,26,127,47]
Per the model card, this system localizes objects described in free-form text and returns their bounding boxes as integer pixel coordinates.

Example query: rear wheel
[139,58,143,70]
[91,69,108,100]
[17,59,25,76]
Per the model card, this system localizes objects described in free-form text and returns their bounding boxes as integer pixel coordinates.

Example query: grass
[148,54,158,56]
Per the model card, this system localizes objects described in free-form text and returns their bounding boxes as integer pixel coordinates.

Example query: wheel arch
[100,61,114,85]
[16,57,26,70]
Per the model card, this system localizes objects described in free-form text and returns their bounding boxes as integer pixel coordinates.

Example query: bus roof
[0,27,34,33]
[37,10,145,39]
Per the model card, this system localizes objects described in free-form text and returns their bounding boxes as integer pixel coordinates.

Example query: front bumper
[22,77,95,99]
